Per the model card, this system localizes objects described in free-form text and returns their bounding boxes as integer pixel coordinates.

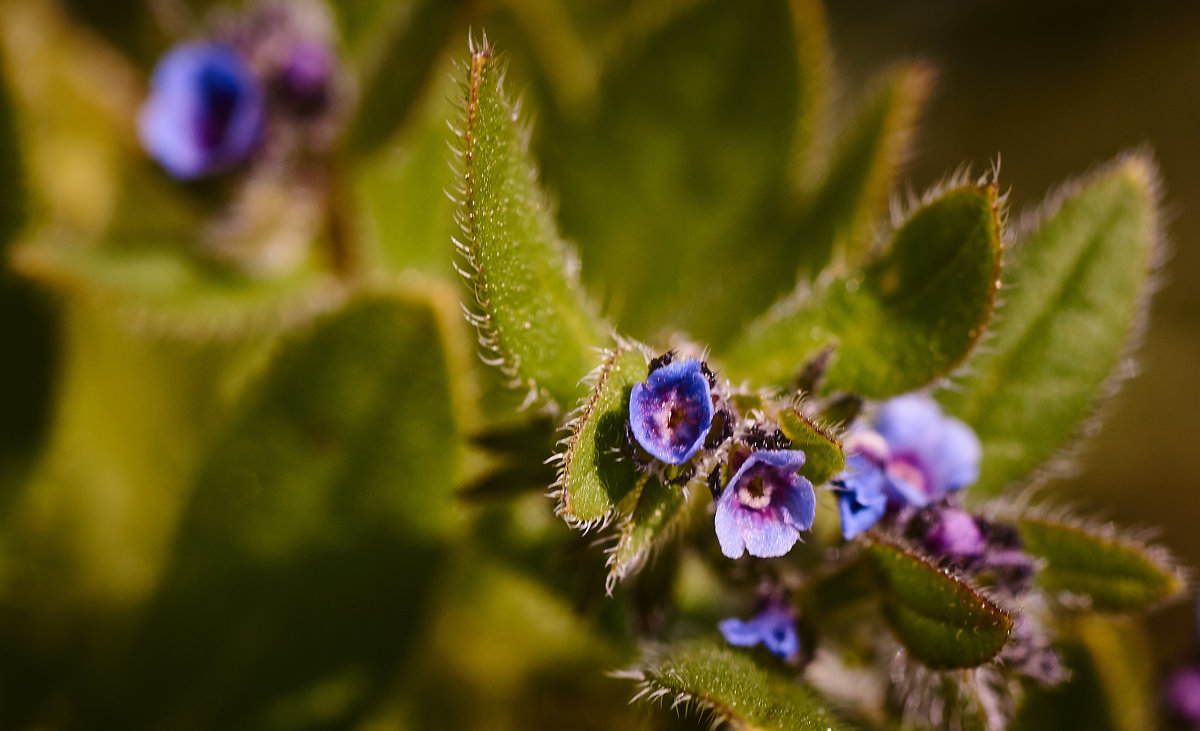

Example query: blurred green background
[0,0,1197,728]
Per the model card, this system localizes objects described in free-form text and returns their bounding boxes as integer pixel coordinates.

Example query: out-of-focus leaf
[554,345,646,528]
[533,0,817,345]
[727,183,1002,398]
[98,286,467,729]
[346,0,474,155]
[455,43,608,410]
[866,538,1011,669]
[1017,515,1184,612]
[1013,615,1156,731]
[778,407,844,484]
[607,474,686,592]
[794,63,931,271]
[12,239,348,340]
[941,154,1160,498]
[620,639,846,730]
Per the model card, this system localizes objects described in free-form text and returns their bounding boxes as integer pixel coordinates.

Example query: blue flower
[629,358,714,465]
[833,394,980,539]
[719,599,799,660]
[139,42,264,179]
[836,453,888,540]
[715,450,815,558]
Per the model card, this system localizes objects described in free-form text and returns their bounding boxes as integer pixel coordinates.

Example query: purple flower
[922,507,985,557]
[629,359,714,465]
[272,40,334,117]
[833,394,980,538]
[715,450,815,558]
[139,42,264,179]
[719,599,800,660]
[1165,666,1200,723]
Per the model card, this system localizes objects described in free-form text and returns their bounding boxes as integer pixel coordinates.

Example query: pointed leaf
[622,639,846,730]
[866,538,1012,669]
[940,154,1160,497]
[607,474,687,591]
[108,286,468,728]
[553,345,646,527]
[794,62,932,271]
[346,0,473,155]
[12,238,348,340]
[778,408,844,484]
[727,183,1003,398]
[1017,515,1184,612]
[455,43,607,409]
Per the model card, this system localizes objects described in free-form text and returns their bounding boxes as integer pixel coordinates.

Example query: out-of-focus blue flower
[715,450,814,558]
[833,394,980,538]
[922,506,985,557]
[836,453,888,540]
[719,599,800,660]
[139,42,264,179]
[1165,666,1200,723]
[629,358,714,465]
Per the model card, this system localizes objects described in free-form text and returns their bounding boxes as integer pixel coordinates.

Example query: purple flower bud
[273,40,334,117]
[922,507,985,557]
[1165,666,1200,723]
[139,43,264,179]
[714,450,815,558]
[629,358,714,465]
[719,599,800,660]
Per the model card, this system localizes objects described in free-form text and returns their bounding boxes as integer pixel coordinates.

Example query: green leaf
[607,474,687,592]
[12,239,348,340]
[553,345,646,528]
[793,62,932,272]
[1014,615,1157,731]
[726,183,1003,398]
[866,538,1012,669]
[940,154,1160,498]
[106,286,468,728]
[455,43,608,409]
[621,639,846,730]
[345,0,473,155]
[531,0,823,346]
[1017,515,1184,612]
[778,408,844,484]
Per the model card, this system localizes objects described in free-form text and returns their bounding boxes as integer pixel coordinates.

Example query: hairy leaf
[106,287,466,728]
[941,154,1160,497]
[622,639,845,730]
[778,408,844,484]
[727,183,1002,398]
[1018,516,1184,612]
[607,474,687,592]
[346,0,473,155]
[455,43,607,409]
[866,538,1011,669]
[554,345,646,528]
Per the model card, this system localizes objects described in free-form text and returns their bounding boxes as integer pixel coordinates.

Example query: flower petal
[714,490,746,559]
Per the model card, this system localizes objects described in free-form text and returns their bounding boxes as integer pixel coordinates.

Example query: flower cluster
[139,1,343,179]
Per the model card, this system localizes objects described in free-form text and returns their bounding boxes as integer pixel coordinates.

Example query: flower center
[886,453,929,495]
[737,473,774,510]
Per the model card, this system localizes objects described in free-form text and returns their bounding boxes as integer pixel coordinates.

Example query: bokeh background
[0,0,1197,727]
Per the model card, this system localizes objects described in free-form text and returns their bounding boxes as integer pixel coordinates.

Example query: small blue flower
[139,42,264,179]
[836,453,888,540]
[719,599,800,660]
[922,506,985,557]
[629,358,714,465]
[715,450,815,558]
[833,394,980,538]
